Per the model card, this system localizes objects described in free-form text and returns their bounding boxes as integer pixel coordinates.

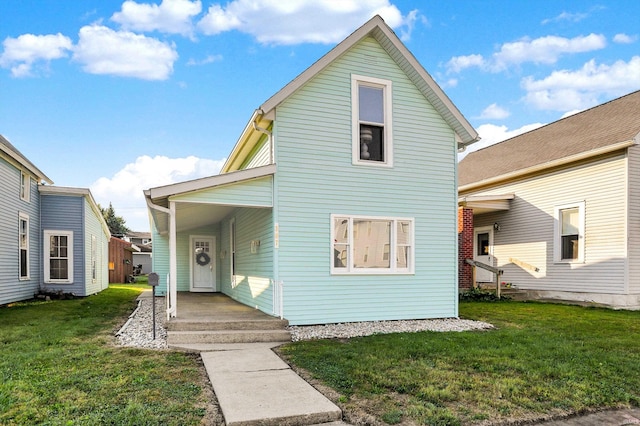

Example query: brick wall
[458,207,474,290]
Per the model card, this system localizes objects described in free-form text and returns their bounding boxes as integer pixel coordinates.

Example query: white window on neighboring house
[331,215,413,274]
[19,213,29,279]
[20,172,30,201]
[352,74,393,167]
[554,202,585,263]
[44,230,74,283]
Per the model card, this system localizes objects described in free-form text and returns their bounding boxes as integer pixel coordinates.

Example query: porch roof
[459,193,514,215]
[145,164,275,234]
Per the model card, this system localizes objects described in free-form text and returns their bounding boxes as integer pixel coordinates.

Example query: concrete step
[167,318,289,332]
[167,329,292,345]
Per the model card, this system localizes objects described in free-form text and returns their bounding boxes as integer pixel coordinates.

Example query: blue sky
[1,1,639,231]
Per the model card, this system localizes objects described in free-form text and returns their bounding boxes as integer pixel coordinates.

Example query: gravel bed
[116,296,168,349]
[288,318,494,341]
[115,295,493,348]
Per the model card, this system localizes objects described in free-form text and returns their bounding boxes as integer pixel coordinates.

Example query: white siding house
[146,16,478,325]
[459,90,640,309]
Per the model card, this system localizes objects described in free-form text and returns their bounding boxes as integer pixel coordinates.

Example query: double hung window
[20,172,30,201]
[44,230,73,283]
[19,213,29,279]
[352,75,392,166]
[332,215,413,274]
[554,202,585,263]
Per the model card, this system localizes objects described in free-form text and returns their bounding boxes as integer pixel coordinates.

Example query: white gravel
[115,294,493,348]
[289,318,494,341]
[115,296,168,349]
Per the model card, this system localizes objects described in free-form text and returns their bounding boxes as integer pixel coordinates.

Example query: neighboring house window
[91,235,97,282]
[19,213,29,279]
[554,202,585,263]
[332,215,413,274]
[44,230,74,283]
[20,172,30,201]
[352,74,393,167]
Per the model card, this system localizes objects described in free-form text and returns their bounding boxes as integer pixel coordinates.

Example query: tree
[100,203,131,237]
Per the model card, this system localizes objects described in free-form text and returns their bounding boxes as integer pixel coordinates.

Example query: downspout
[252,109,274,164]
[144,192,177,318]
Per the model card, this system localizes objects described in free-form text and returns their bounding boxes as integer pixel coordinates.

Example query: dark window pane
[20,249,27,277]
[360,124,384,162]
[561,234,578,260]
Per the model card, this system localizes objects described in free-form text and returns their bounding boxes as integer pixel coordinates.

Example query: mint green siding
[220,207,274,314]
[151,226,170,294]
[171,176,273,207]
[274,37,458,324]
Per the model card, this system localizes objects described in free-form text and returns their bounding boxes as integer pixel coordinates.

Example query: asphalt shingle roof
[459,90,640,187]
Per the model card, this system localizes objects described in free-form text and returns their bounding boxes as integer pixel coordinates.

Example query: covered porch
[144,164,278,320]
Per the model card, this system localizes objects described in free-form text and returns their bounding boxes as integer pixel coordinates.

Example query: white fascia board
[148,164,276,200]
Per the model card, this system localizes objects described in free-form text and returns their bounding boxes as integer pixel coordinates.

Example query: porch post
[169,200,178,318]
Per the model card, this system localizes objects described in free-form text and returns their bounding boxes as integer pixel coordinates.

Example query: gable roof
[222,15,478,172]
[459,90,640,190]
[0,134,53,184]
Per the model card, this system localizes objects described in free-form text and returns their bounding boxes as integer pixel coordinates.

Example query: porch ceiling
[175,203,236,232]
[459,193,515,215]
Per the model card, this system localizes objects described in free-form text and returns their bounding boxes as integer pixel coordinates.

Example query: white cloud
[522,56,640,110]
[197,0,413,45]
[0,33,72,77]
[446,54,484,73]
[91,155,226,231]
[477,103,510,120]
[186,54,223,66]
[613,33,638,44]
[447,34,606,74]
[491,34,606,71]
[459,122,545,159]
[73,25,178,80]
[111,0,202,37]
[541,11,588,25]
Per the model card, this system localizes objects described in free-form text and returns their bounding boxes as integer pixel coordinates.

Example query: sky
[1,0,639,232]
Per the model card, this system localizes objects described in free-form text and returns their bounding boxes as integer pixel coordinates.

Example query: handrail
[465,258,504,298]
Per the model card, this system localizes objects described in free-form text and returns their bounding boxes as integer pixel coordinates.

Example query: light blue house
[0,135,110,305]
[145,16,478,325]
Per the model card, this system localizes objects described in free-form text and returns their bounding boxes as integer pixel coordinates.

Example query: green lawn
[0,284,210,425]
[279,301,640,425]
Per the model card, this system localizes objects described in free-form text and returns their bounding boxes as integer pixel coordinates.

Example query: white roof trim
[148,164,276,200]
[0,135,53,184]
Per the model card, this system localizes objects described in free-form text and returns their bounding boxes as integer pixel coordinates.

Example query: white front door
[190,236,216,292]
[473,227,494,283]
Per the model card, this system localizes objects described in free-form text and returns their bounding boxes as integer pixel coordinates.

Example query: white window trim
[91,235,97,283]
[229,218,236,286]
[351,74,393,168]
[44,230,74,284]
[331,214,414,275]
[19,212,29,280]
[20,171,30,202]
[553,201,585,263]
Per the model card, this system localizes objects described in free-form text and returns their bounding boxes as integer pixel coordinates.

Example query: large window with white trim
[19,213,29,279]
[44,230,73,283]
[352,74,393,167]
[332,215,413,274]
[554,202,585,263]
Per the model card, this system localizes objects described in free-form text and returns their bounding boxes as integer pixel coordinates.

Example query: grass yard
[279,301,640,425]
[0,284,212,425]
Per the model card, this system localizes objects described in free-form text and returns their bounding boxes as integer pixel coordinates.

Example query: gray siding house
[0,135,110,305]
[458,90,640,309]
[146,16,479,325]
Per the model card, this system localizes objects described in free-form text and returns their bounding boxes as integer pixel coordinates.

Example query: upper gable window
[20,172,30,202]
[352,75,393,167]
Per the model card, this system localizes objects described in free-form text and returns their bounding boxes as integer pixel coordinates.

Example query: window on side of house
[19,213,29,279]
[91,235,97,282]
[352,74,393,167]
[331,215,413,274]
[44,230,74,283]
[20,172,30,202]
[554,202,585,263]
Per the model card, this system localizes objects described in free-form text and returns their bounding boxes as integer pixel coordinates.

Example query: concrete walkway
[180,342,342,426]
